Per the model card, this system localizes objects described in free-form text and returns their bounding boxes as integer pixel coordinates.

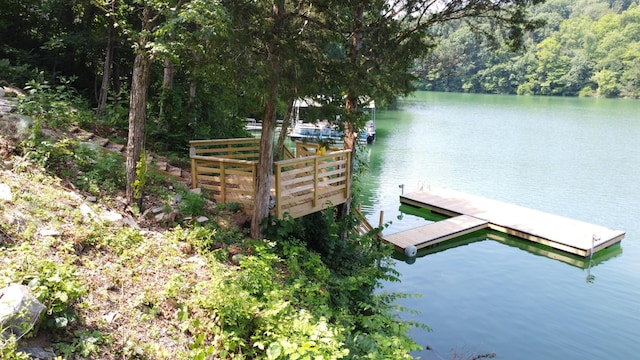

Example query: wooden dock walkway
[384,215,488,253]
[383,188,625,257]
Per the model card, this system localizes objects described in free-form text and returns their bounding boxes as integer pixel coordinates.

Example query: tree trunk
[338,2,364,221]
[189,80,197,104]
[157,59,174,132]
[125,6,155,206]
[338,95,358,220]
[275,97,294,161]
[251,63,280,239]
[163,59,174,89]
[96,20,115,118]
[250,1,284,239]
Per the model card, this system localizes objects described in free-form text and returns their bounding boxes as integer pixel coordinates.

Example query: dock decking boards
[385,188,625,257]
[384,215,488,251]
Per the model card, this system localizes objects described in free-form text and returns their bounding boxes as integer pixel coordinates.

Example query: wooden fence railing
[274,149,351,219]
[189,138,351,219]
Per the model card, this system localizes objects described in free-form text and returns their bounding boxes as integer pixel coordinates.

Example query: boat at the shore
[288,98,376,144]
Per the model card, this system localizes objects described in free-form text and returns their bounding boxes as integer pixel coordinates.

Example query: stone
[17,347,57,360]
[0,284,46,341]
[0,113,33,141]
[39,229,61,237]
[101,211,124,226]
[86,196,97,202]
[154,213,165,222]
[102,311,119,324]
[231,254,243,265]
[79,203,97,222]
[0,183,11,201]
[122,216,140,229]
[151,206,165,214]
[186,256,206,267]
[190,187,202,195]
[196,216,209,223]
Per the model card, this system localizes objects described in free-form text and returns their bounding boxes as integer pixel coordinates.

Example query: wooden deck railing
[189,138,351,219]
[189,138,260,212]
[274,149,351,219]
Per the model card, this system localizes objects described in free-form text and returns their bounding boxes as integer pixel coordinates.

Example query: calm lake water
[359,92,640,359]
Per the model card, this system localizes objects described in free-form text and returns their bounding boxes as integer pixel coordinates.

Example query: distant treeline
[415,0,640,98]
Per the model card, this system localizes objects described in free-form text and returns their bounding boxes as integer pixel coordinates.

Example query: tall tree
[222,0,323,239]
[125,4,157,206]
[123,0,228,205]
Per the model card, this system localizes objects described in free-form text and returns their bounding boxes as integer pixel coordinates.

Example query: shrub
[18,75,92,130]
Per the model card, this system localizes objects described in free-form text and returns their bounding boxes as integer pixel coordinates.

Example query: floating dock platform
[384,188,625,257]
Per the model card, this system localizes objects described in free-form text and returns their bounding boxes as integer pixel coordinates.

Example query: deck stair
[69,126,190,183]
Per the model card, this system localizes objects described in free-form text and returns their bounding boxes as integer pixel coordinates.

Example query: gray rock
[17,347,57,360]
[231,254,243,265]
[79,203,97,222]
[190,187,202,195]
[0,87,5,97]
[0,183,11,201]
[154,212,165,222]
[85,196,97,202]
[196,216,209,223]
[101,211,124,226]
[0,113,33,141]
[0,284,46,341]
[122,215,140,229]
[151,206,165,214]
[39,229,61,237]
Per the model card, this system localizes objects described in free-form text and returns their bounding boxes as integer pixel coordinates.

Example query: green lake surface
[359,91,640,359]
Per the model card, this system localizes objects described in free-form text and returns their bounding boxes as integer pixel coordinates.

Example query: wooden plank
[399,188,625,257]
[384,215,488,250]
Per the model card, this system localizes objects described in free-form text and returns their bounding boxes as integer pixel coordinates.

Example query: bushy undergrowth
[18,76,93,130]
[19,137,126,196]
[1,80,423,358]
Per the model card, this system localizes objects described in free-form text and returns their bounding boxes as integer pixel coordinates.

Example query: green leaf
[266,342,282,360]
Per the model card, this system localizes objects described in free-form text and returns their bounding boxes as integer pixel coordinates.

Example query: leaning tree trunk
[125,6,154,206]
[96,20,115,118]
[251,61,280,239]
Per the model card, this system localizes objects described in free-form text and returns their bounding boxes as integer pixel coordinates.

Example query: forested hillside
[415,0,640,98]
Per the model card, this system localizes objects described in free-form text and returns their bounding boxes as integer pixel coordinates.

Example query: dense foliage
[416,0,640,98]
[1,84,424,357]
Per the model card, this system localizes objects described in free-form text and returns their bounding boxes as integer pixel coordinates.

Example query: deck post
[190,158,198,189]
[219,159,226,203]
[344,151,351,199]
[275,163,282,218]
[189,146,198,189]
[313,156,319,207]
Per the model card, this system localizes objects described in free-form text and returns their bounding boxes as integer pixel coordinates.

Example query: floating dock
[384,188,625,257]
